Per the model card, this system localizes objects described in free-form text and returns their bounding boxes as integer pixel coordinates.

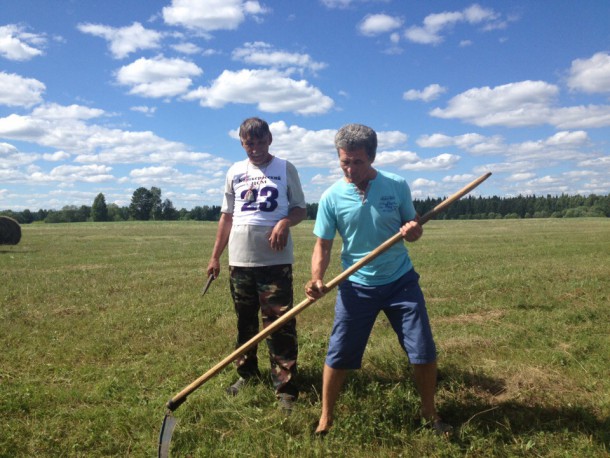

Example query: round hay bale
[0,216,21,245]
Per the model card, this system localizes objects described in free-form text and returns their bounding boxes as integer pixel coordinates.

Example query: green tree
[21,209,34,224]
[161,198,179,220]
[91,193,109,222]
[108,203,129,221]
[150,187,163,220]
[129,187,154,220]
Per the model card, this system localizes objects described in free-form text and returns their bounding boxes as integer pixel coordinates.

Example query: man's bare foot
[315,418,333,436]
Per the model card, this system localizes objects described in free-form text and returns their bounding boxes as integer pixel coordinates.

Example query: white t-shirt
[221,156,306,267]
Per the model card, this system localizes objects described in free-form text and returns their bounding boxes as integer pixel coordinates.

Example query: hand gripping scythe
[158,172,492,457]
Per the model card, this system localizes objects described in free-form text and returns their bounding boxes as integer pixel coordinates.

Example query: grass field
[1,219,609,457]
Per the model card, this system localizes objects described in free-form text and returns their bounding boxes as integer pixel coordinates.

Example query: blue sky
[1,0,609,211]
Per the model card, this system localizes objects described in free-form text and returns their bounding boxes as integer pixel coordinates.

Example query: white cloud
[77,22,163,59]
[410,177,446,199]
[130,105,157,116]
[374,148,461,172]
[0,142,19,155]
[0,72,45,107]
[508,172,535,181]
[405,4,501,45]
[162,0,269,32]
[48,164,114,183]
[116,55,203,98]
[171,42,203,55]
[149,151,228,169]
[320,0,384,9]
[260,122,410,168]
[412,178,437,187]
[43,151,71,161]
[0,168,29,184]
[358,14,403,36]
[442,174,476,183]
[0,24,45,61]
[416,133,509,155]
[184,68,334,115]
[404,26,442,45]
[202,48,221,57]
[549,105,610,129]
[431,77,610,129]
[0,103,224,169]
[378,130,408,148]
[567,52,610,94]
[431,80,559,127]
[130,165,179,180]
[320,0,353,8]
[311,172,340,185]
[129,165,212,189]
[375,150,419,166]
[263,121,336,166]
[463,4,499,24]
[545,130,588,146]
[578,155,610,170]
[417,130,592,164]
[417,132,486,148]
[400,153,460,171]
[0,142,39,169]
[232,42,327,73]
[507,176,571,197]
[403,84,447,102]
[32,103,105,120]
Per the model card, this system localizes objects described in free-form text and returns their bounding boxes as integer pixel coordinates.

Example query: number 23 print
[240,186,279,212]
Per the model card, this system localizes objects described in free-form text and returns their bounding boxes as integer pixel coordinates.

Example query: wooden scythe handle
[166,171,492,411]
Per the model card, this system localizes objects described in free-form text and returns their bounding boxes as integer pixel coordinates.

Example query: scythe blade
[158,411,178,458]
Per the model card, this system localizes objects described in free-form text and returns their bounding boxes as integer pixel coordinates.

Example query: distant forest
[2,186,609,224]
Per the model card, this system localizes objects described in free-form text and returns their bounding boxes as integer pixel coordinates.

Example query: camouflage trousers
[229,264,298,396]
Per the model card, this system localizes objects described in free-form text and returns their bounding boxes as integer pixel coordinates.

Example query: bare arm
[305,237,333,300]
[268,206,307,251]
[206,212,233,278]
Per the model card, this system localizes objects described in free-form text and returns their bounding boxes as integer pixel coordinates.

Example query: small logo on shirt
[379,195,398,212]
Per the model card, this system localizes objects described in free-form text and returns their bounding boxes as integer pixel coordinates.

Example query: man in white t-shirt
[207,117,307,412]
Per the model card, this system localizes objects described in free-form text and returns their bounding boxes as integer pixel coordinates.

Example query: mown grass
[1,219,608,457]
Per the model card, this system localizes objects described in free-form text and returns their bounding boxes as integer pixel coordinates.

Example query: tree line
[1,187,609,224]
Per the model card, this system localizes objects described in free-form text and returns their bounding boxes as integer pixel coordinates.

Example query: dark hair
[239,117,271,140]
[334,123,377,161]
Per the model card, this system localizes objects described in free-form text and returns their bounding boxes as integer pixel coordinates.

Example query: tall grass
[1,219,608,457]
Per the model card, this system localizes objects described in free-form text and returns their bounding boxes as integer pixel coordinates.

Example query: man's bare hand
[400,219,423,243]
[269,219,290,251]
[305,279,327,300]
[207,258,220,279]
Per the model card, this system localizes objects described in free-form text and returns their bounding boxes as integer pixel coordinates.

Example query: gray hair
[334,123,377,161]
[239,117,271,140]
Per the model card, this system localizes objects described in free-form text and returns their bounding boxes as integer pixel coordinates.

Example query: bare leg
[316,364,348,433]
[413,361,439,422]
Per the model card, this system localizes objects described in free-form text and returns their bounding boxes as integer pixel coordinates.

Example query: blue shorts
[325,269,436,369]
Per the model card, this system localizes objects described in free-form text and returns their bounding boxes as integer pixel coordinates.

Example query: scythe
[158,172,492,457]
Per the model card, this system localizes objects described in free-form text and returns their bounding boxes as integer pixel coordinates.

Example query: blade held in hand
[201,274,214,296]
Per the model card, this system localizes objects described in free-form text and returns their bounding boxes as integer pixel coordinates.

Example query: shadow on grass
[0,248,34,254]
[287,364,609,450]
[438,365,609,449]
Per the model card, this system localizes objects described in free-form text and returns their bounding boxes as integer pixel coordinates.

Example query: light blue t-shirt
[314,170,417,286]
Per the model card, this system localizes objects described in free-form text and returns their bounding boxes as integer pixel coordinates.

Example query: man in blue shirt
[305,123,451,436]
